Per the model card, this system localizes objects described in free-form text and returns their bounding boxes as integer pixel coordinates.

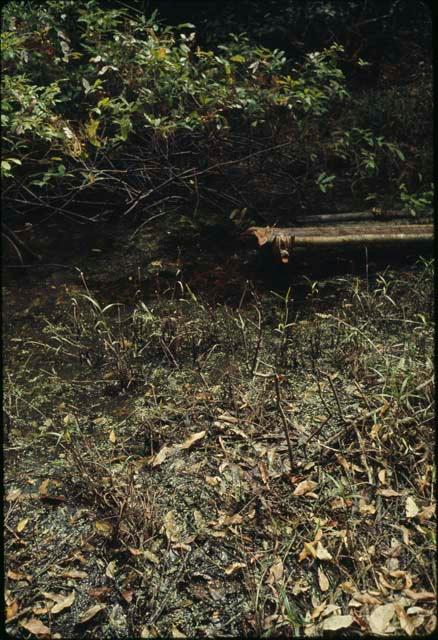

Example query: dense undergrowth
[1,0,433,261]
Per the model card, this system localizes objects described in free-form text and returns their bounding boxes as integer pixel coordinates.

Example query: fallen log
[242,224,433,264]
[295,209,433,224]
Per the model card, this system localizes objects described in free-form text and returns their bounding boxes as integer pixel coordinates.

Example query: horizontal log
[289,232,433,246]
[243,224,433,245]
[295,210,433,224]
[242,224,434,264]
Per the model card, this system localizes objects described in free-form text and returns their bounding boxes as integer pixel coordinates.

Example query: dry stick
[326,373,345,421]
[250,305,263,376]
[274,375,294,472]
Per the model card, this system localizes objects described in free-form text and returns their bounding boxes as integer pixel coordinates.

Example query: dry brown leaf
[109,429,116,443]
[352,592,381,605]
[417,504,435,522]
[20,618,51,636]
[403,589,436,601]
[405,496,420,518]
[368,603,395,635]
[377,488,402,497]
[50,591,75,614]
[121,590,134,603]
[6,600,19,620]
[258,461,269,486]
[315,542,332,561]
[105,561,117,579]
[78,603,106,624]
[293,480,318,496]
[6,488,22,502]
[42,592,65,604]
[322,614,354,631]
[267,558,283,585]
[298,541,317,562]
[94,520,113,536]
[171,626,186,638]
[217,413,238,424]
[395,604,415,636]
[7,569,31,582]
[60,570,87,580]
[175,430,206,450]
[128,547,143,556]
[16,518,29,533]
[224,562,246,576]
[318,567,329,592]
[162,510,182,542]
[215,512,243,527]
[151,445,174,467]
[205,476,220,486]
[378,468,387,484]
[144,550,160,565]
[359,498,376,515]
[311,602,327,619]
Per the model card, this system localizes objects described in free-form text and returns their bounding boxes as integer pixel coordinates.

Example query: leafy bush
[1,0,432,236]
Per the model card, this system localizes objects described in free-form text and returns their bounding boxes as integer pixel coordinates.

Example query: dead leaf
[171,626,186,638]
[368,603,395,635]
[267,558,283,585]
[315,542,332,561]
[175,430,206,450]
[352,592,381,605]
[7,569,31,582]
[405,496,419,518]
[151,445,175,467]
[293,480,318,496]
[144,550,160,565]
[395,604,415,636]
[217,413,238,424]
[16,518,29,533]
[60,570,87,580]
[94,520,113,536]
[318,567,329,592]
[377,488,402,497]
[6,488,22,502]
[6,600,19,620]
[215,512,243,527]
[121,590,134,603]
[105,561,117,579]
[359,498,376,515]
[42,592,65,604]
[298,541,317,562]
[322,614,354,631]
[109,429,116,443]
[417,504,435,522]
[162,510,182,542]
[128,547,143,556]
[50,591,75,614]
[78,603,106,624]
[205,476,220,486]
[224,562,246,575]
[258,461,270,486]
[311,602,327,619]
[403,589,436,601]
[20,618,51,636]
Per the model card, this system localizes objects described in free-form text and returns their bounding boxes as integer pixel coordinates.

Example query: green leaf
[230,55,245,63]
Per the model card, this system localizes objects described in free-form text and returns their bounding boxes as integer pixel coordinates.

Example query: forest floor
[3,215,436,638]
